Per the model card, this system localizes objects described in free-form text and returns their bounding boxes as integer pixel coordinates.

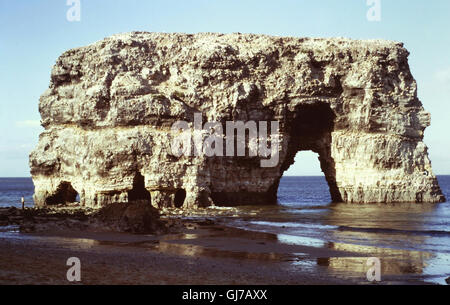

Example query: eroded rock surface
[0,204,167,234]
[30,32,445,208]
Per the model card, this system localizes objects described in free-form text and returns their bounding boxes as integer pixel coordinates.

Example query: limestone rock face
[30,32,446,208]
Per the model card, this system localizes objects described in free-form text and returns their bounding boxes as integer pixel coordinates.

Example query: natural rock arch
[30,32,445,208]
[279,102,342,203]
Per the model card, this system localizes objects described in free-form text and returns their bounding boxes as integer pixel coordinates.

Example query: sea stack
[30,32,445,208]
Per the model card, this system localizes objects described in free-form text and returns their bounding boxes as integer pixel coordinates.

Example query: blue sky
[0,0,449,176]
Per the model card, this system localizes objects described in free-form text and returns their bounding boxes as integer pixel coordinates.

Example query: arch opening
[128,172,151,202]
[174,189,186,208]
[279,102,343,203]
[280,151,332,204]
[45,181,79,205]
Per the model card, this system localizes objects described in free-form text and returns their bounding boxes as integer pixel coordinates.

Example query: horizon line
[1,174,450,179]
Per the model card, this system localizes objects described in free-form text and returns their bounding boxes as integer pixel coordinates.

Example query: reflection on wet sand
[2,209,447,284]
[90,225,443,283]
[317,202,448,283]
[68,225,444,284]
[2,231,99,249]
[320,242,432,277]
[325,202,438,232]
[154,241,291,261]
[277,234,325,247]
[277,232,435,283]
[97,231,295,262]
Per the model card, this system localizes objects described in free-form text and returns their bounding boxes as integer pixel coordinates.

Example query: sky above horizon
[0,0,449,177]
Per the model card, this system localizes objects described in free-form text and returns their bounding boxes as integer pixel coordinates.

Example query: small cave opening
[174,189,186,208]
[45,181,79,205]
[128,172,151,202]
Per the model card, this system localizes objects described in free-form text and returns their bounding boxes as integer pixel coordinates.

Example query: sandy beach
[0,217,437,285]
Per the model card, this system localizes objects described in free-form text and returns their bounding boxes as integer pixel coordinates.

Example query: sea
[1,176,450,284]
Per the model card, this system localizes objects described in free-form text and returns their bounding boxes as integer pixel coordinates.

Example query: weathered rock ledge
[0,203,194,234]
[30,32,445,208]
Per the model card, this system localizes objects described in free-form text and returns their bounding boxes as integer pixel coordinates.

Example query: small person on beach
[21,197,25,210]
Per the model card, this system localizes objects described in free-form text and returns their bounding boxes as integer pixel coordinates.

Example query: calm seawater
[2,177,449,249]
[0,178,35,208]
[1,176,450,283]
[227,175,450,283]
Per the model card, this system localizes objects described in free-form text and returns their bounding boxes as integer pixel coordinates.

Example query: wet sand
[0,220,436,285]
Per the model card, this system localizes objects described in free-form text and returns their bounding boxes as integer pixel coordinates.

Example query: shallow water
[226,175,450,284]
[226,176,450,253]
[1,176,449,284]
